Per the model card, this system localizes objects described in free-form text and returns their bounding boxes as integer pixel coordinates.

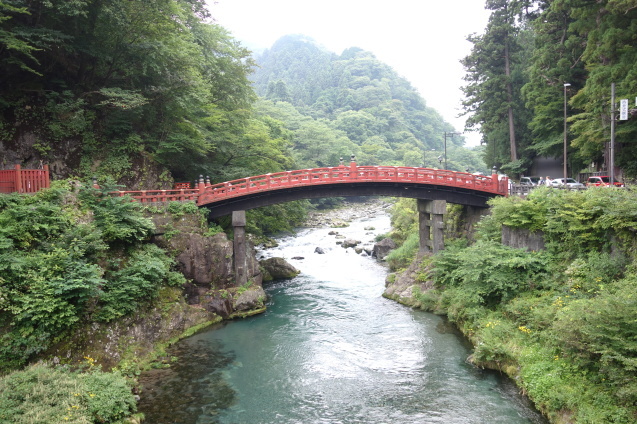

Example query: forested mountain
[464,0,637,179]
[250,35,487,172]
[1,2,486,192]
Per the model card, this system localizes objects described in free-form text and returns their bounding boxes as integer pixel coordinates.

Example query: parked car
[520,176,541,186]
[550,178,586,189]
[586,176,625,187]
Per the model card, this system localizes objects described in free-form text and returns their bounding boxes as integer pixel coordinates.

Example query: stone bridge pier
[232,210,248,286]
[418,199,446,253]
[418,199,489,253]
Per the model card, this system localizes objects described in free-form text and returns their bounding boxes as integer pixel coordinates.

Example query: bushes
[406,187,637,421]
[434,239,551,306]
[0,363,137,423]
[0,183,183,370]
[96,245,186,322]
[385,231,419,270]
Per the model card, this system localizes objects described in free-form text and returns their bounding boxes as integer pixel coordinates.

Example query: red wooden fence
[0,165,50,194]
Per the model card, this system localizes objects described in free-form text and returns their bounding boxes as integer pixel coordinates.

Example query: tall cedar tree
[462,0,536,174]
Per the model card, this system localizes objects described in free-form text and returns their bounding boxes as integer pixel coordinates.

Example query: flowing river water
[138,202,547,424]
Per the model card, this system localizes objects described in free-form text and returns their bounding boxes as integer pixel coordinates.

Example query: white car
[520,176,541,186]
[549,178,585,189]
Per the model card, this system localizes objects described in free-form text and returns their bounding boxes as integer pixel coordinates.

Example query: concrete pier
[232,210,247,286]
[418,199,446,253]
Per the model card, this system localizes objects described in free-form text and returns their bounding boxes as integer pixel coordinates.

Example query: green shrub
[551,275,637,405]
[0,363,137,423]
[78,186,154,244]
[0,184,185,369]
[385,231,419,270]
[434,239,551,306]
[96,244,185,322]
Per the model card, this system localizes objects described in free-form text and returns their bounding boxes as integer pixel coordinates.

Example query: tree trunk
[504,39,517,162]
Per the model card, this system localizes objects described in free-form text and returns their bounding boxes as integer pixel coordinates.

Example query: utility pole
[443,132,461,170]
[563,83,571,183]
[610,83,616,184]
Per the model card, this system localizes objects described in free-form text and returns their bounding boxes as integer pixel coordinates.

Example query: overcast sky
[206,0,491,146]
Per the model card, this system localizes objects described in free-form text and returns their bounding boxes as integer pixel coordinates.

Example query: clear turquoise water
[138,211,546,424]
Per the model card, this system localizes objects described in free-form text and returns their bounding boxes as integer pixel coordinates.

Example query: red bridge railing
[113,164,508,205]
[0,165,50,194]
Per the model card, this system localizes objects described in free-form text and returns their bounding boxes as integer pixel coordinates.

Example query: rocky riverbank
[301,198,392,229]
[383,253,434,307]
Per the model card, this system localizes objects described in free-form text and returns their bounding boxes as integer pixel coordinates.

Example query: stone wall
[501,225,545,252]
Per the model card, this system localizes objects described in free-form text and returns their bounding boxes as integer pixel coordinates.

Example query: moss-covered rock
[260,257,300,281]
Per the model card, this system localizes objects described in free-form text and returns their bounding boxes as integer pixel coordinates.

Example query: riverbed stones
[233,286,267,313]
[383,253,434,307]
[372,237,396,260]
[314,247,326,254]
[342,238,361,248]
[260,257,300,281]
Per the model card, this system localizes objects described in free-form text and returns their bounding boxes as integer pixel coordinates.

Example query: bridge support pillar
[232,210,247,286]
[418,199,446,253]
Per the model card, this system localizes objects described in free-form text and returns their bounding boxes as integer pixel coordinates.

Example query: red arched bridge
[114,163,508,218]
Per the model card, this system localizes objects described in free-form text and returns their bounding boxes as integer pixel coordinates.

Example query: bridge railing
[112,188,200,203]
[112,165,508,205]
[198,166,507,204]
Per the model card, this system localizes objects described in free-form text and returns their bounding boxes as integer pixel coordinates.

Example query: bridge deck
[113,165,508,215]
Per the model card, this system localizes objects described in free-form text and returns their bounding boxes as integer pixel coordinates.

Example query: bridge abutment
[232,210,247,286]
[418,199,446,253]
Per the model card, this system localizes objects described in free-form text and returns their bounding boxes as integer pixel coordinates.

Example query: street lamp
[443,132,461,170]
[563,83,571,184]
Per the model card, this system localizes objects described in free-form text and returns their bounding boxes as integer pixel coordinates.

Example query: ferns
[0,183,181,370]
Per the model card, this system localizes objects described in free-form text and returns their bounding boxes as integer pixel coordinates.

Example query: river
[138,201,546,424]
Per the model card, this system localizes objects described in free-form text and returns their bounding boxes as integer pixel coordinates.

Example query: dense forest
[463,0,637,178]
[0,1,483,188]
[249,35,486,172]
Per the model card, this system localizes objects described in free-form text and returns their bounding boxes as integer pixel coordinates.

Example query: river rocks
[372,237,396,260]
[301,199,391,229]
[314,247,326,254]
[330,220,349,228]
[383,253,434,307]
[341,238,361,248]
[47,287,218,370]
[260,257,301,281]
[233,286,267,314]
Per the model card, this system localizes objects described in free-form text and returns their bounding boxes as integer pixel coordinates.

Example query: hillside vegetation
[464,1,637,178]
[388,187,637,423]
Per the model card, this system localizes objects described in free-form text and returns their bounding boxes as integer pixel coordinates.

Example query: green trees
[465,0,637,179]
[462,0,535,174]
[0,0,257,183]
[251,35,485,173]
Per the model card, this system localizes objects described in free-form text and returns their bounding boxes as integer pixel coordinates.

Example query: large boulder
[384,253,434,307]
[233,286,267,313]
[372,237,397,260]
[260,257,300,281]
[341,238,361,248]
